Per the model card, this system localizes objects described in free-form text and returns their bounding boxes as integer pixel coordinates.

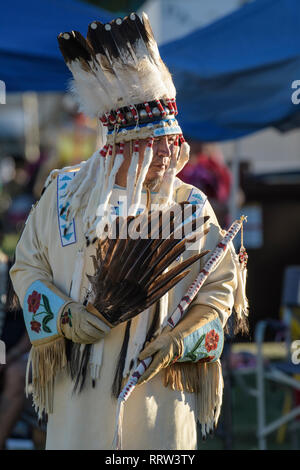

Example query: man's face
[142,135,177,189]
[115,135,178,190]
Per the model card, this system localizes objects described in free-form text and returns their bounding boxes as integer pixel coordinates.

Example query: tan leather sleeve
[172,304,218,338]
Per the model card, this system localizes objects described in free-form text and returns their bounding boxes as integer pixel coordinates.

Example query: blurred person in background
[0,152,45,449]
[178,142,232,228]
[0,219,31,450]
[1,154,36,233]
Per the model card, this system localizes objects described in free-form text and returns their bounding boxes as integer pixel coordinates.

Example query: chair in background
[255,265,300,450]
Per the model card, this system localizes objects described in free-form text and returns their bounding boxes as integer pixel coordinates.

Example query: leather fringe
[231,245,249,336]
[163,359,223,438]
[26,336,67,418]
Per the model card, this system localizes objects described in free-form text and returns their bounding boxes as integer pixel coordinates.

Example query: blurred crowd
[0,154,39,449]
[0,106,97,448]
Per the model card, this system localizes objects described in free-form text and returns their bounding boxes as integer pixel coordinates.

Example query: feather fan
[87,203,210,326]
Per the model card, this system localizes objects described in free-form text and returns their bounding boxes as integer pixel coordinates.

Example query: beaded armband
[23,280,66,345]
[178,316,224,364]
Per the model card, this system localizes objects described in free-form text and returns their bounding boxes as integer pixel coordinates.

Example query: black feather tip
[58,30,93,66]
[87,20,118,60]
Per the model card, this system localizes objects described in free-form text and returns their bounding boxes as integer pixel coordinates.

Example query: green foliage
[1,233,20,257]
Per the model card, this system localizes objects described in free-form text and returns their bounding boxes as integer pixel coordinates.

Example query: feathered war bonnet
[57,12,190,243]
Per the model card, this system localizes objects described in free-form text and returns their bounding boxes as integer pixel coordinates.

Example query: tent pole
[22,92,40,163]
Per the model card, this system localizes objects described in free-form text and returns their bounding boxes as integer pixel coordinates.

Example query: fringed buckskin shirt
[10,172,238,450]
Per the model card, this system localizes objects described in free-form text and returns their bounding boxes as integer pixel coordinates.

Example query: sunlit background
[0,0,300,451]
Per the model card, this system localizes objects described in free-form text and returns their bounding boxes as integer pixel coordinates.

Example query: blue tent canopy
[1,0,300,141]
[160,0,300,141]
[0,0,112,93]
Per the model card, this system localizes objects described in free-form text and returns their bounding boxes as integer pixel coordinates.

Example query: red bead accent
[178,305,184,317]
[144,102,153,118]
[129,105,138,121]
[171,98,178,115]
[109,113,117,124]
[105,112,116,125]
[133,140,139,152]
[118,142,125,154]
[217,242,226,251]
[166,98,175,112]
[155,99,166,117]
[109,145,113,156]
[99,145,108,157]
[239,248,248,266]
[99,115,109,126]
[147,137,154,148]
[116,109,126,125]
[179,134,185,144]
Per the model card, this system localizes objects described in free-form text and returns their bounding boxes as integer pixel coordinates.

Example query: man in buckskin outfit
[10,13,247,450]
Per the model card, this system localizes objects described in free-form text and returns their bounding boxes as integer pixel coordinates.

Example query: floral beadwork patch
[205,329,220,352]
[23,280,66,342]
[178,316,224,364]
[61,308,72,327]
[27,290,54,334]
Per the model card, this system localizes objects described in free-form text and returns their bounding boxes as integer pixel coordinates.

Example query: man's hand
[136,305,222,386]
[58,301,111,344]
[137,330,183,385]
